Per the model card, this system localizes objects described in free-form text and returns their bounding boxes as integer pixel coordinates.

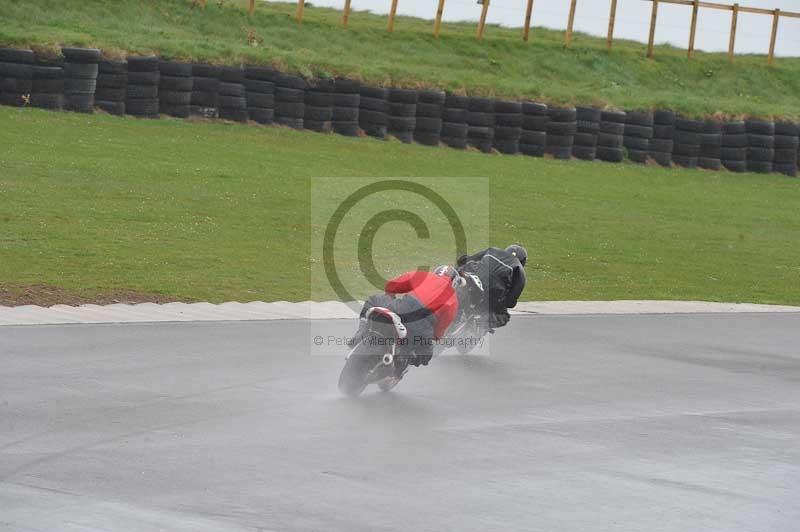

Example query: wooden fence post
[606,0,618,51]
[248,0,255,16]
[388,0,399,33]
[434,0,446,37]
[768,9,780,66]
[565,0,577,47]
[647,0,659,58]
[342,0,352,28]
[476,0,490,41]
[728,3,738,61]
[523,0,535,42]
[295,0,305,23]
[687,0,699,58]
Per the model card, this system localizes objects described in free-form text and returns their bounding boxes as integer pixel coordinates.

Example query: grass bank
[1,106,799,304]
[0,0,798,118]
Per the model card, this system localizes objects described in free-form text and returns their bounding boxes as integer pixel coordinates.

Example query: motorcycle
[337,306,411,397]
[445,271,493,355]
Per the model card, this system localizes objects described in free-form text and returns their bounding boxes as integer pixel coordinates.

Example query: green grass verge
[1,0,799,118]
[1,106,799,304]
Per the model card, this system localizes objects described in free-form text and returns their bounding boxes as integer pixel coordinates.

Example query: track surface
[1,314,799,531]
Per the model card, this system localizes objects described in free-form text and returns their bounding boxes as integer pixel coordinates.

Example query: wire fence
[196,0,799,64]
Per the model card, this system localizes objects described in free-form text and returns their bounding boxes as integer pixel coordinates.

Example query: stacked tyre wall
[2,45,799,179]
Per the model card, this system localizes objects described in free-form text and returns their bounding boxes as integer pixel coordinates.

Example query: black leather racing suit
[457,247,526,328]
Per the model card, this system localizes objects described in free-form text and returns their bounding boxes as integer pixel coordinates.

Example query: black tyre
[522,115,548,131]
[191,91,218,106]
[359,110,387,126]
[720,147,747,161]
[361,86,388,99]
[61,47,102,64]
[97,73,126,88]
[274,102,304,117]
[572,145,596,160]
[601,110,626,124]
[466,111,493,127]
[547,107,577,122]
[127,71,159,86]
[627,149,648,164]
[546,121,576,136]
[127,84,158,99]
[159,90,192,105]
[443,136,468,149]
[190,106,219,119]
[361,96,388,113]
[494,139,519,154]
[520,130,546,145]
[389,88,418,104]
[596,146,624,162]
[441,122,468,138]
[220,96,248,110]
[64,78,96,94]
[746,160,773,173]
[626,111,653,127]
[160,75,193,91]
[745,120,774,136]
[722,160,747,173]
[418,89,445,105]
[193,77,219,92]
[99,60,127,74]
[245,79,275,94]
[125,98,159,116]
[623,136,649,151]
[333,107,358,122]
[127,56,159,72]
[494,126,521,141]
[389,102,416,118]
[722,122,746,135]
[467,97,493,113]
[747,134,774,149]
[597,133,623,148]
[675,118,703,133]
[247,92,275,109]
[220,82,246,98]
[546,134,573,148]
[219,108,249,122]
[672,155,698,168]
[95,87,125,101]
[520,143,545,157]
[653,110,675,125]
[649,139,673,153]
[415,117,442,133]
[244,66,278,81]
[305,91,333,107]
[467,126,493,140]
[362,124,388,139]
[674,143,700,157]
[599,121,625,135]
[160,104,190,118]
[416,102,443,118]
[722,134,747,148]
[494,113,523,127]
[192,64,221,78]
[333,93,359,108]
[158,60,193,77]
[65,94,94,113]
[673,130,700,146]
[249,107,274,124]
[33,66,63,80]
[0,61,33,79]
[304,105,332,122]
[774,149,798,164]
[747,147,774,162]
[304,119,332,133]
[29,93,64,110]
[31,79,64,94]
[522,101,547,116]
[414,132,441,146]
[653,125,674,139]
[624,124,653,139]
[576,107,601,123]
[0,48,35,64]
[698,157,722,170]
[650,151,672,167]
[220,68,246,84]
[573,132,597,147]
[774,135,800,150]
[773,163,798,177]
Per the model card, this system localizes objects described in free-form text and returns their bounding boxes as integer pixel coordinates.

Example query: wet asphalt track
[1,314,799,532]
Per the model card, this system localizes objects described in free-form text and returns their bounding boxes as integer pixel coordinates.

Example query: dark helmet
[433,265,464,289]
[506,244,527,267]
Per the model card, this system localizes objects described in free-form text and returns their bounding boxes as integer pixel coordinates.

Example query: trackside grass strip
[0,0,799,118]
[1,107,799,304]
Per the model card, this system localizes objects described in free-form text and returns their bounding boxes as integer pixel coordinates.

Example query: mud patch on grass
[0,285,193,307]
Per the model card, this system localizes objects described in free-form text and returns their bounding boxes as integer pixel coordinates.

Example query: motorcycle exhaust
[382,353,394,366]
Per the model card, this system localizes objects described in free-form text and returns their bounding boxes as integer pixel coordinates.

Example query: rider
[456,244,527,329]
[358,265,463,376]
